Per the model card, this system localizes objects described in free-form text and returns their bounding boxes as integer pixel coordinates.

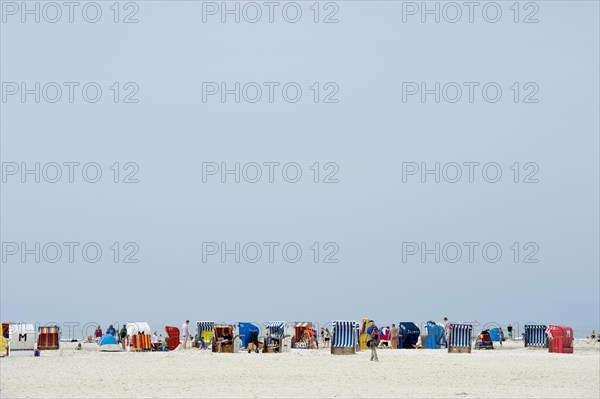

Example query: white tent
[126,322,151,336]
[9,323,36,350]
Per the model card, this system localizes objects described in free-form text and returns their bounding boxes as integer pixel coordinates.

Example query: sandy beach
[1,340,598,399]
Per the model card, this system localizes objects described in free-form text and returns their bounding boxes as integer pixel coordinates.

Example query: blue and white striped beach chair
[524,324,548,348]
[331,320,357,355]
[264,321,287,353]
[447,323,472,353]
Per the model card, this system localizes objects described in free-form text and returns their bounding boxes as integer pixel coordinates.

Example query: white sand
[1,340,599,398]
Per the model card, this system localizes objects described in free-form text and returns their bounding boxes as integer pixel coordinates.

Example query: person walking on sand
[181,320,190,350]
[119,324,127,350]
[498,327,504,347]
[507,324,513,340]
[366,320,379,362]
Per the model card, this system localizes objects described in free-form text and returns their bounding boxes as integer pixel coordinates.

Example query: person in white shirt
[443,317,450,348]
[181,320,190,350]
[151,331,159,345]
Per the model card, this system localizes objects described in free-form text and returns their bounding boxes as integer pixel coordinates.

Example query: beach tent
[292,322,316,349]
[398,322,420,349]
[9,323,36,351]
[546,325,574,354]
[196,321,215,346]
[98,334,122,352]
[127,322,152,351]
[524,324,547,348]
[423,321,446,349]
[38,326,60,350]
[331,320,357,355]
[488,328,505,342]
[447,323,472,353]
[264,321,288,353]
[212,324,239,353]
[474,330,494,350]
[238,322,260,349]
[164,326,180,351]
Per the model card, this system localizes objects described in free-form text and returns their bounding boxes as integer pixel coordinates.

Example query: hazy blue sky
[1,1,598,338]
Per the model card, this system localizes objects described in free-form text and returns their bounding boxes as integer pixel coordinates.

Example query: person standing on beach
[94,326,102,342]
[181,320,190,350]
[119,324,127,350]
[106,324,116,338]
[443,317,450,348]
[390,324,399,349]
[507,324,513,340]
[498,327,504,347]
[366,320,379,362]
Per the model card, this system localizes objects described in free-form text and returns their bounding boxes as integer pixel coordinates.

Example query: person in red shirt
[94,326,102,342]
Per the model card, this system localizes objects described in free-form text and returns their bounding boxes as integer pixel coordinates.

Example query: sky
[1,1,599,339]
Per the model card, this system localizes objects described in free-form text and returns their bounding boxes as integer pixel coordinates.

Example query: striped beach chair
[447,323,472,353]
[126,322,152,351]
[264,321,287,353]
[38,326,60,350]
[331,320,357,355]
[524,324,548,348]
[132,334,151,351]
[196,321,215,346]
[355,323,361,352]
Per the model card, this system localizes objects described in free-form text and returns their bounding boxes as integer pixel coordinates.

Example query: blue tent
[238,322,260,349]
[98,334,121,351]
[489,328,505,342]
[398,322,420,349]
[423,321,446,349]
